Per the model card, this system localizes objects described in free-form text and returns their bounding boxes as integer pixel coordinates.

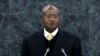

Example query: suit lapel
[52,30,65,56]
[34,30,46,55]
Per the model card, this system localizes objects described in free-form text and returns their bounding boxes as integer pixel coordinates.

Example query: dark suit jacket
[21,30,82,56]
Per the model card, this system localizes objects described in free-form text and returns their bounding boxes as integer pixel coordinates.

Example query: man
[21,4,82,56]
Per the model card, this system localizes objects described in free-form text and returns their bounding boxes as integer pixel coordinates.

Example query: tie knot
[48,33,53,37]
[47,33,54,41]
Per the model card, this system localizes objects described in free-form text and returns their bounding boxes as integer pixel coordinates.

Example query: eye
[45,14,59,18]
[47,15,51,18]
[45,14,51,18]
[54,15,58,18]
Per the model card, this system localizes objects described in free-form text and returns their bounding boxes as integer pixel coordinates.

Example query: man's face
[42,7,59,32]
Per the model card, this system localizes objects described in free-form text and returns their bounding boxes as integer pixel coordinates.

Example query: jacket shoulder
[61,30,80,41]
[23,31,42,42]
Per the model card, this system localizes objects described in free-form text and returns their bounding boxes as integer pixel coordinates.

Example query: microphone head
[61,48,64,52]
[47,48,50,52]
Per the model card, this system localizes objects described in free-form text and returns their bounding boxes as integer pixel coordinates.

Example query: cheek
[56,19,59,23]
[43,18,49,24]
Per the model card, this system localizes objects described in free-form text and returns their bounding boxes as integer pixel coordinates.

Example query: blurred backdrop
[0,0,100,56]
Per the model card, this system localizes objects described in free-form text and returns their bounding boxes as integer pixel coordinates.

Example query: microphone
[44,48,50,56]
[61,48,67,56]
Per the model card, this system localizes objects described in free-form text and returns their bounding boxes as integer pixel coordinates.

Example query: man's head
[41,4,60,33]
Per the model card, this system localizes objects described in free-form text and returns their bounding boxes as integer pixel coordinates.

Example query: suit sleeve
[71,37,82,56]
[21,38,30,56]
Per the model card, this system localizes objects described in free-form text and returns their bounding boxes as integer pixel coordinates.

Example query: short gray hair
[42,4,59,15]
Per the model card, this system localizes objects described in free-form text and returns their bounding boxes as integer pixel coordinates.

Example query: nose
[49,16,55,21]
[50,18,55,22]
[51,18,55,21]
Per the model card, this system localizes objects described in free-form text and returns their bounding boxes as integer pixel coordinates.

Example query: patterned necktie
[47,33,54,41]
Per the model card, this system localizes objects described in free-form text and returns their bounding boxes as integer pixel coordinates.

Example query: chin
[49,27,57,30]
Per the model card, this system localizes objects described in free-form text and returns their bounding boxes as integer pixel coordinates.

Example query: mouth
[48,23,57,27]
[49,23,56,25]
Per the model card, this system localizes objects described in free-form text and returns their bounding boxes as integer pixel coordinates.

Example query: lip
[49,23,55,25]
[49,23,56,26]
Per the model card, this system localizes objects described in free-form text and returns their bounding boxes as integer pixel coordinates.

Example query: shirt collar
[44,28,58,38]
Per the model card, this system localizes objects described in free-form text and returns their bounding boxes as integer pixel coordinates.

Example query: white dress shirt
[44,28,58,40]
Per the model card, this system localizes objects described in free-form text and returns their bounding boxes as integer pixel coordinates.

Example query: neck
[45,28,58,33]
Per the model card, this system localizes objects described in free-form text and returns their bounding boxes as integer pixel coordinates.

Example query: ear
[41,15,43,22]
[41,15,44,27]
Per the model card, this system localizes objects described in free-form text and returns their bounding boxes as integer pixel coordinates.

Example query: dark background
[0,0,100,56]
